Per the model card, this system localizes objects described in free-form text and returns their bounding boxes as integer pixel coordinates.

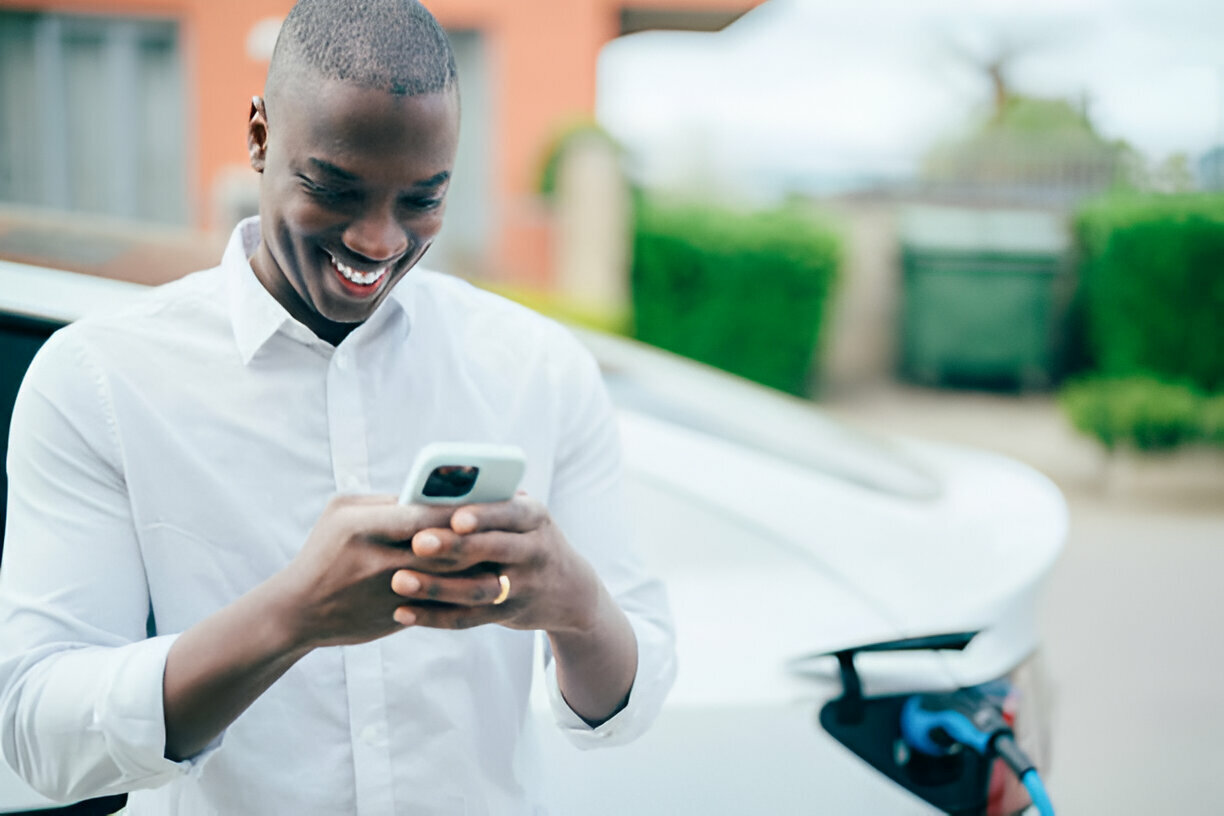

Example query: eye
[401,195,444,212]
[298,175,358,205]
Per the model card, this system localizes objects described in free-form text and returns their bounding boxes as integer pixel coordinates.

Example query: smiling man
[247,1,462,343]
[0,2,676,814]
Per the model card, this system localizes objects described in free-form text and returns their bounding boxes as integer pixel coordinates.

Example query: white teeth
[330,254,387,286]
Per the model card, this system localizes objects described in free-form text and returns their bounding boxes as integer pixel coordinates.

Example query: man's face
[247,76,460,342]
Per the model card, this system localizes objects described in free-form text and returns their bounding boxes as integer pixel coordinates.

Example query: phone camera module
[422,465,480,498]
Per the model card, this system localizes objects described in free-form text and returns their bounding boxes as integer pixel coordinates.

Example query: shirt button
[360,723,385,745]
[340,475,362,492]
[334,351,351,371]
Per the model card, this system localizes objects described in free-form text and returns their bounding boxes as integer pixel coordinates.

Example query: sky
[596,0,1224,197]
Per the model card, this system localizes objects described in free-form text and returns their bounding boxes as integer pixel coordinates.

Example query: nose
[342,209,410,263]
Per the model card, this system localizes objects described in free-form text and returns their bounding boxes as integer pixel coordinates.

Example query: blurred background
[1,0,1222,812]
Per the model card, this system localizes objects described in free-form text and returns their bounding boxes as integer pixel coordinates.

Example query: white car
[0,260,1064,815]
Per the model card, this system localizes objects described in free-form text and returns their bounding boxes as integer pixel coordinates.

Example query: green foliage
[991,96,1099,139]
[1201,394,1224,445]
[477,281,631,337]
[1074,194,1224,392]
[1060,376,1222,451]
[630,196,841,395]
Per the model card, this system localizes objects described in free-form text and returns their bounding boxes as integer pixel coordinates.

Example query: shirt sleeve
[541,336,677,749]
[0,329,216,803]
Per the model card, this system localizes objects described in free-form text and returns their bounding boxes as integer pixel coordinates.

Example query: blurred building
[0,0,761,284]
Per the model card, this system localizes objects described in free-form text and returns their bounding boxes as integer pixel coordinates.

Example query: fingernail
[414,533,440,555]
[394,608,416,626]
[395,571,421,594]
[453,511,476,532]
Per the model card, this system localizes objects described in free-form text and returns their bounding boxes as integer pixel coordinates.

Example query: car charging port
[799,631,1030,816]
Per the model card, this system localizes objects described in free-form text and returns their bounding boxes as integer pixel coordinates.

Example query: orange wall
[1,0,761,280]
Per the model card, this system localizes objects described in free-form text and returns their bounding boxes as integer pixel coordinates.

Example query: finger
[339,501,454,545]
[410,527,461,558]
[435,530,532,566]
[393,607,417,626]
[394,601,507,631]
[450,495,547,536]
[391,569,507,606]
[412,525,530,567]
[407,528,493,573]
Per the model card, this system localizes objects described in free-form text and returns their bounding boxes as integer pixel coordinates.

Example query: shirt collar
[225,217,414,365]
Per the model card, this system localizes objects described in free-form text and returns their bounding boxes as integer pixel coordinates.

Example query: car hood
[617,408,1066,702]
[573,327,1066,698]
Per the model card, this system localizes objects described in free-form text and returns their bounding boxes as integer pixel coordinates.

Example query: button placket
[326,348,394,814]
[327,348,370,495]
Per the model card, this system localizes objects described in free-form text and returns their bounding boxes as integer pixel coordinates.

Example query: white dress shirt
[0,218,676,815]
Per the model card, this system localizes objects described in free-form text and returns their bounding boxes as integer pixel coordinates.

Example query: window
[0,12,187,224]
[429,29,491,277]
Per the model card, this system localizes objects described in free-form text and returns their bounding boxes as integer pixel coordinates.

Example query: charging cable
[900,687,1055,816]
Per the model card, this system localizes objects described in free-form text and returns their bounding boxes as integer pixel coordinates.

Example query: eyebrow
[307,158,450,188]
[308,158,359,182]
[412,170,451,189]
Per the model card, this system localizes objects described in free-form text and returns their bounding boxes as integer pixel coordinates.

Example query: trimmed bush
[1202,394,1224,445]
[1061,375,1222,451]
[631,196,841,395]
[1074,194,1224,391]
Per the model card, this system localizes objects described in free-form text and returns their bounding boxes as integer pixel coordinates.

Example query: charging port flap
[804,632,997,816]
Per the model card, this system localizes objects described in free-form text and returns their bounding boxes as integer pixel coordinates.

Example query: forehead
[273,77,459,174]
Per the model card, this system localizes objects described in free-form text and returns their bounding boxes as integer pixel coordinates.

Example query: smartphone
[398,442,526,506]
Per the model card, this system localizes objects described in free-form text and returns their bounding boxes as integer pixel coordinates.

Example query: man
[0,1,676,813]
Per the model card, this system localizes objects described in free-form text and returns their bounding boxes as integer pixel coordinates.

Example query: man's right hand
[163,493,453,760]
[276,494,457,649]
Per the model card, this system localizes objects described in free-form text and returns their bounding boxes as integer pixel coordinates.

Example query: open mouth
[328,253,388,288]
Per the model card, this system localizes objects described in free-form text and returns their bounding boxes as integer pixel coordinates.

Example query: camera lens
[422,465,479,498]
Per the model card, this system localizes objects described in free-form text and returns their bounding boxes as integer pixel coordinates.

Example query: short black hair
[267,0,457,98]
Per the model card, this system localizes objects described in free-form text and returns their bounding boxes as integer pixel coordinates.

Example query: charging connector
[994,732,1053,816]
[900,687,1055,816]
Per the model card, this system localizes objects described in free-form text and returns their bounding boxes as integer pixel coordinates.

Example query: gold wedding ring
[492,574,511,605]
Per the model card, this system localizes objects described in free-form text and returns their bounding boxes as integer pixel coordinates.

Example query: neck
[249,243,358,347]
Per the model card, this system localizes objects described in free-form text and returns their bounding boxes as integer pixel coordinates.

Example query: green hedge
[1204,393,1224,444]
[631,197,840,395]
[1063,195,1224,451]
[1074,194,1224,391]
[1061,376,1224,451]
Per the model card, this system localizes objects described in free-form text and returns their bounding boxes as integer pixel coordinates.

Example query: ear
[247,95,269,173]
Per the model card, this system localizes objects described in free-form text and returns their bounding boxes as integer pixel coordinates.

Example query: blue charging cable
[1020,769,1053,815]
[901,687,1055,816]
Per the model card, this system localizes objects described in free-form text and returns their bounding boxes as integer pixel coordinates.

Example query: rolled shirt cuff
[5,634,225,801]
[545,613,676,750]
[95,633,224,783]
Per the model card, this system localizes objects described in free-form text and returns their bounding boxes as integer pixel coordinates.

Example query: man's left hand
[388,494,602,636]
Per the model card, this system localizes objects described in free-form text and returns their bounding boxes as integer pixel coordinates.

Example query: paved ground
[824,383,1224,816]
